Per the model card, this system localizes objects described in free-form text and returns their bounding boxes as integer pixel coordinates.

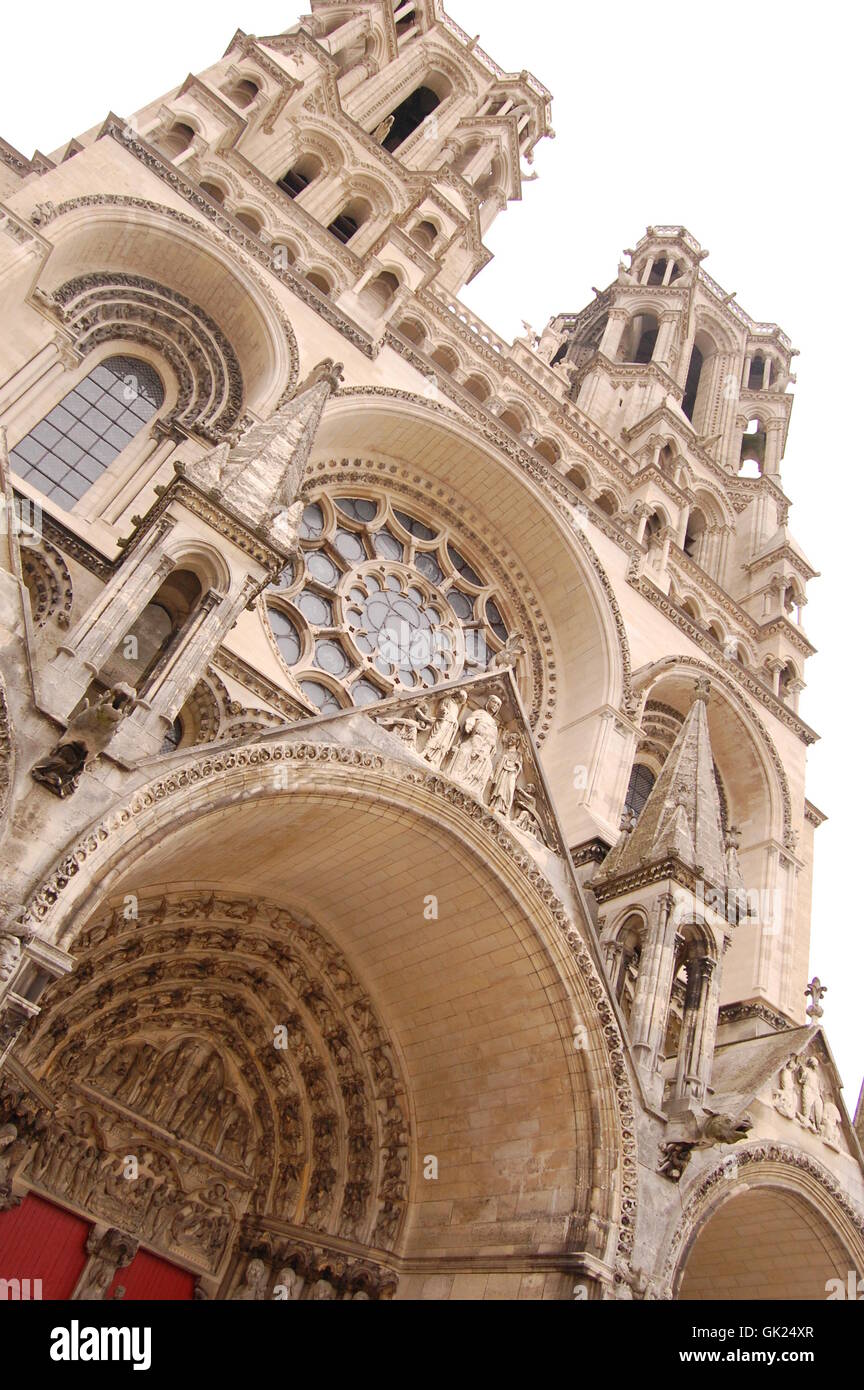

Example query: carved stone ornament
[31,684,137,797]
[772,1053,844,1149]
[373,677,557,850]
[658,1111,753,1182]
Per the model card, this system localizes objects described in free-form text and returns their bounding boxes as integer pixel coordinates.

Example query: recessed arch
[33,201,299,418]
[15,742,633,1290]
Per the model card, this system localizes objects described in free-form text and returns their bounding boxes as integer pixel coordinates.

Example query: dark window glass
[10,356,164,510]
[624,764,656,818]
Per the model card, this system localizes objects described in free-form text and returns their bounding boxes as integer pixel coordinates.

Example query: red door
[0,1192,91,1299]
[107,1247,196,1301]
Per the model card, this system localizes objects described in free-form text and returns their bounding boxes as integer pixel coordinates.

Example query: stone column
[629,894,678,1078]
[673,956,719,1103]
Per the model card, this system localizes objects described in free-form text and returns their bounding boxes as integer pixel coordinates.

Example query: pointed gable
[596,681,731,892]
[184,359,343,546]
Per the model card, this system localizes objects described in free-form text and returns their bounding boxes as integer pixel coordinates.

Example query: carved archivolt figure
[31,684,136,797]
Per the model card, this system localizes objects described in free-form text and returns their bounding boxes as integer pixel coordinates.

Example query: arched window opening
[778,661,798,704]
[644,510,664,544]
[708,621,725,646]
[747,355,766,390]
[199,180,226,204]
[9,356,164,511]
[739,417,766,475]
[647,258,668,286]
[596,491,618,517]
[682,344,704,421]
[222,77,259,108]
[411,219,438,251]
[624,763,656,819]
[100,568,203,695]
[683,507,707,559]
[682,598,701,623]
[535,438,560,465]
[271,240,300,269]
[499,406,527,435]
[277,154,324,200]
[395,317,426,346]
[619,312,658,364]
[379,82,447,153]
[305,270,333,297]
[682,331,718,428]
[463,374,491,403]
[327,198,370,245]
[235,209,263,235]
[359,270,400,314]
[566,465,589,492]
[154,122,195,158]
[613,919,643,1023]
[430,345,459,374]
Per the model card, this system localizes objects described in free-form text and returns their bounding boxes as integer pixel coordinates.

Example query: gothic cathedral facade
[0,1,861,1302]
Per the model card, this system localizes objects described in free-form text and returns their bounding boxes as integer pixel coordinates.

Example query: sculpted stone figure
[821,1100,843,1148]
[378,707,431,752]
[0,905,32,987]
[422,689,467,769]
[231,1257,269,1301]
[73,1228,137,1300]
[273,1266,302,1300]
[798,1058,825,1132]
[448,696,502,794]
[489,732,523,816]
[773,1056,797,1118]
[31,684,136,797]
[512,783,544,841]
[371,114,395,144]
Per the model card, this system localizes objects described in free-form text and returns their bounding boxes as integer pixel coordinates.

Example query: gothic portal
[0,0,861,1303]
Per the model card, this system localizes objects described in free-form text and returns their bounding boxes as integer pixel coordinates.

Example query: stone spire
[182,358,343,550]
[598,680,730,891]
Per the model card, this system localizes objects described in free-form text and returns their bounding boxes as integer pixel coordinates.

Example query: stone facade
[0,0,860,1301]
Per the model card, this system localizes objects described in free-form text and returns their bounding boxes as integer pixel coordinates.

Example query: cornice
[743,544,818,583]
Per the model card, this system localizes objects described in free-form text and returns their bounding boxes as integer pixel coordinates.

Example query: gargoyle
[658,1111,753,1182]
[31,683,137,798]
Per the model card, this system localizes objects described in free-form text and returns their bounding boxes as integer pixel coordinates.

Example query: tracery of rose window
[263,490,511,712]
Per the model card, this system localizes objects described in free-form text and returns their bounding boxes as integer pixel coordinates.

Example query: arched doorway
[678,1186,855,1300]
[5,738,629,1299]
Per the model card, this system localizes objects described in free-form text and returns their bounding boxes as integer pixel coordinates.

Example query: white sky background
[1,2,861,1099]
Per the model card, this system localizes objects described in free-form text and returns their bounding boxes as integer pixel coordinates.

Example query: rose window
[263,490,511,712]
